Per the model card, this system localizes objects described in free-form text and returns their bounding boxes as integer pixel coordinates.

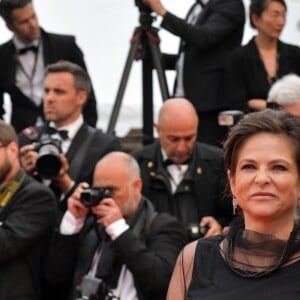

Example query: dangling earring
[232,196,237,215]
[296,198,300,220]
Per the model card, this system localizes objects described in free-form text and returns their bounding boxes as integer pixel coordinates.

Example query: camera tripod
[106,11,169,144]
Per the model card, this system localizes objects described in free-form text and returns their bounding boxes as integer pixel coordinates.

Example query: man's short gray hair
[267,74,300,105]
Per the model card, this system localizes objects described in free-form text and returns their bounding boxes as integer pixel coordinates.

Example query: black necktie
[45,126,69,140]
[18,45,38,55]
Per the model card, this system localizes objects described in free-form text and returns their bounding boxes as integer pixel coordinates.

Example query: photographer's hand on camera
[200,216,222,237]
[68,182,90,219]
[20,144,38,176]
[52,153,74,193]
[92,198,123,228]
[142,0,167,16]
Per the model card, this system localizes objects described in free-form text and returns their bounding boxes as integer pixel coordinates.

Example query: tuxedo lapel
[2,41,17,88]
[66,124,88,162]
[76,221,103,278]
[41,29,51,66]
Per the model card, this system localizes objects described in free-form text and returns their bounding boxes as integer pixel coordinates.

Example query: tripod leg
[148,39,170,100]
[106,41,140,135]
[142,52,154,144]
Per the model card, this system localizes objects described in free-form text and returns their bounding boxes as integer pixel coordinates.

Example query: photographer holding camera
[18,61,120,216]
[45,152,186,300]
[0,120,56,300]
[133,98,233,241]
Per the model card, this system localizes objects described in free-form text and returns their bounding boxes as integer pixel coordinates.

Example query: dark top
[161,0,245,112]
[45,198,186,300]
[132,141,233,228]
[225,38,300,112]
[18,123,121,214]
[188,236,300,300]
[0,28,98,131]
[0,173,56,300]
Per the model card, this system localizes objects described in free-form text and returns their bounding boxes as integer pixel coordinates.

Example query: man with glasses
[0,119,56,299]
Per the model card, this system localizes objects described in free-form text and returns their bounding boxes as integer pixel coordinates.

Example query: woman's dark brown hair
[224,109,300,175]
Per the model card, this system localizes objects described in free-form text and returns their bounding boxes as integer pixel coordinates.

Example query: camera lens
[36,143,61,179]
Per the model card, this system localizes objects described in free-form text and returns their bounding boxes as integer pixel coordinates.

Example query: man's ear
[7,141,19,159]
[77,90,88,106]
[154,123,160,134]
[6,21,15,33]
[133,178,142,197]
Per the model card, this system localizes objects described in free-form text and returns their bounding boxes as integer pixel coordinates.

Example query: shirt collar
[13,36,40,52]
[160,148,169,162]
[49,115,84,141]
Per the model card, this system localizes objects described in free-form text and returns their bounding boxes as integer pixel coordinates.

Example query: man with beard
[0,120,56,299]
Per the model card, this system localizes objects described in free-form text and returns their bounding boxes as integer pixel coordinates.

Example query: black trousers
[196,110,228,148]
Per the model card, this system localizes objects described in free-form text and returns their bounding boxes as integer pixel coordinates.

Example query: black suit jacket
[0,28,98,132]
[161,0,245,112]
[18,123,121,212]
[0,173,56,300]
[45,198,186,300]
[132,141,233,227]
[225,38,300,112]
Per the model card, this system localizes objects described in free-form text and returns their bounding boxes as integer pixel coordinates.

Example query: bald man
[133,98,233,240]
[45,151,186,300]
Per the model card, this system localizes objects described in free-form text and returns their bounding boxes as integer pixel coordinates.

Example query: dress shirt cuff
[105,218,129,240]
[60,210,85,235]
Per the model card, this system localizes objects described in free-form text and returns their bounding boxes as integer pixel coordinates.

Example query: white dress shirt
[60,211,137,299]
[13,36,45,107]
[174,0,210,97]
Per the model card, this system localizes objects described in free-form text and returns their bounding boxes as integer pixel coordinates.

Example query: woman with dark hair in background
[225,0,300,113]
[167,109,300,300]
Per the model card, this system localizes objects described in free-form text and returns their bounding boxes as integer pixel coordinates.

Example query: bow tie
[164,158,191,167]
[45,126,69,140]
[18,45,38,55]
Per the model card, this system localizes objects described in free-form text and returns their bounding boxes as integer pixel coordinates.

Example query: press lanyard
[0,169,26,211]
[16,45,39,102]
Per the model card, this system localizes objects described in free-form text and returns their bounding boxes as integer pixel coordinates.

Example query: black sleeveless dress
[187,236,300,300]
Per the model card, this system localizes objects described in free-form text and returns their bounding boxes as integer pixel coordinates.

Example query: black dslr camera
[80,187,112,208]
[34,134,62,179]
[186,224,209,242]
[76,275,117,300]
[218,110,244,127]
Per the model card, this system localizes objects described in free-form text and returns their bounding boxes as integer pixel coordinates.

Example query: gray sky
[0,0,299,136]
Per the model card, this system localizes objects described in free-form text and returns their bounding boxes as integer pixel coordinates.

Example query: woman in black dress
[225,0,300,112]
[167,109,300,300]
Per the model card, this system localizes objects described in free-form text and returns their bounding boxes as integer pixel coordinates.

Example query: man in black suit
[0,119,56,299]
[133,98,233,240]
[0,0,97,132]
[18,61,120,216]
[143,0,245,146]
[45,151,186,300]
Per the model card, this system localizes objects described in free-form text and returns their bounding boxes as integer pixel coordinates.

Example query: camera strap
[0,169,26,213]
